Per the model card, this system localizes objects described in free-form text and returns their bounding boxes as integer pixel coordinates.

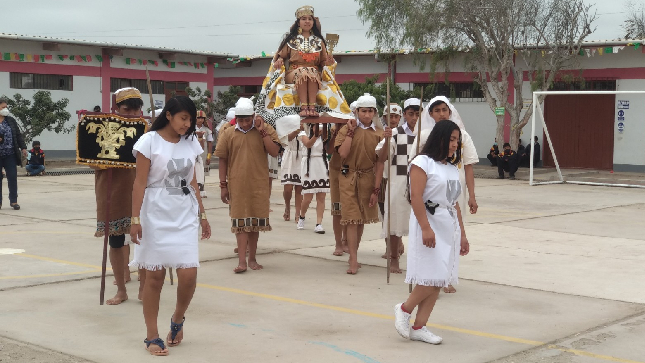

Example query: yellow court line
[0,270,98,280]
[196,282,644,363]
[17,253,105,270]
[7,252,642,363]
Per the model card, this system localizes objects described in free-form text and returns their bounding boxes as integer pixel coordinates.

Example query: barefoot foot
[234,264,247,273]
[347,260,359,275]
[249,260,263,270]
[398,241,405,256]
[106,291,128,305]
[389,258,402,274]
[283,207,290,221]
[332,247,344,256]
[443,285,457,293]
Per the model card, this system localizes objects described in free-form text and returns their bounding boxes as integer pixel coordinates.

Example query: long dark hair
[277,17,327,53]
[420,120,462,165]
[304,124,329,177]
[149,96,197,139]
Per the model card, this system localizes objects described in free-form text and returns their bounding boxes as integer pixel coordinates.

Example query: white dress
[298,129,330,194]
[130,131,203,271]
[405,155,462,287]
[280,137,303,185]
[268,154,279,179]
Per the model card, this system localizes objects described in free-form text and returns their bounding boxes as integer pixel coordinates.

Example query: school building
[1,34,644,171]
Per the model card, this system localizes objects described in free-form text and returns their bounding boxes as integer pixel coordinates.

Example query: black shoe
[10,203,20,210]
[497,175,504,179]
[509,175,516,180]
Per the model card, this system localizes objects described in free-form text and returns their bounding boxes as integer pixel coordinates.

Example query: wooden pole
[410,86,424,294]
[386,76,392,284]
[99,169,113,305]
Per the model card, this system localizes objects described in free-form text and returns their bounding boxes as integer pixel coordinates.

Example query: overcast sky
[1,0,636,57]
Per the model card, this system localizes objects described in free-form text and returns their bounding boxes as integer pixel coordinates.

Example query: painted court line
[6,252,642,363]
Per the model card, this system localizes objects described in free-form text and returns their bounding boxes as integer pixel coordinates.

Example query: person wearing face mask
[26,140,46,176]
[487,138,499,166]
[0,98,27,210]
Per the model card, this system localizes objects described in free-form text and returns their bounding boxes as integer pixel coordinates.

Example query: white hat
[403,98,421,109]
[226,108,235,121]
[383,103,403,116]
[349,101,358,113]
[234,98,254,116]
[355,93,377,109]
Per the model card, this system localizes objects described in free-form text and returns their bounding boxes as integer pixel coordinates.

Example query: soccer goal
[529,90,645,189]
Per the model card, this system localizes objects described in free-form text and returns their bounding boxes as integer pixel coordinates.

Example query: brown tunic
[215,124,280,233]
[334,125,384,225]
[94,168,135,237]
[277,40,328,85]
[329,124,342,216]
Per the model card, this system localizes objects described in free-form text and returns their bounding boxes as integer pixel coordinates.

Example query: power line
[36,15,358,36]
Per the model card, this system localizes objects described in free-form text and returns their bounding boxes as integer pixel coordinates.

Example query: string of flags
[1,52,208,69]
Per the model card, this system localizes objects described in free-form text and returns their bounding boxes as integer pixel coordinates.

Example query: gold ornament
[295,5,314,18]
[86,121,137,159]
[298,27,303,35]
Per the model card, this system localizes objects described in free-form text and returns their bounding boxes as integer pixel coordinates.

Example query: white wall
[613,79,645,168]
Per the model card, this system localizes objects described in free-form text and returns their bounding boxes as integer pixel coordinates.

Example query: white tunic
[405,155,462,287]
[130,131,203,271]
[298,129,329,194]
[280,137,303,185]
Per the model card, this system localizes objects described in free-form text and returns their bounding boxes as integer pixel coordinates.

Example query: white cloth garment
[130,131,203,271]
[196,125,213,182]
[268,154,279,179]
[405,155,462,287]
[280,137,303,185]
[298,128,329,194]
[375,124,416,237]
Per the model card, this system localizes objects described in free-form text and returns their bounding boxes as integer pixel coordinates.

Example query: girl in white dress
[281,130,303,222]
[297,123,330,233]
[393,120,469,345]
[130,96,211,356]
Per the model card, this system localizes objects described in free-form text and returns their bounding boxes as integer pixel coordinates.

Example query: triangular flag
[96,55,103,62]
[200,63,205,68]
[187,62,193,66]
[154,61,159,66]
[605,47,613,54]
[635,43,642,50]
[3,53,10,61]
[45,55,52,60]
[162,59,168,65]
[578,49,584,56]
[214,63,219,68]
[138,59,143,65]
[125,58,131,65]
[71,55,76,61]
[33,54,39,62]
[131,58,137,64]
[585,49,591,57]
[598,48,604,55]
[41,55,46,62]
[58,55,64,61]
[19,54,25,61]
[143,60,148,65]
[26,54,33,62]
[592,49,596,56]
[261,51,266,57]
[170,62,176,68]
[617,46,625,52]
[80,55,86,62]
[86,55,92,62]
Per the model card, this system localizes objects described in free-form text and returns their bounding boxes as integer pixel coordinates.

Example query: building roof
[0,33,237,60]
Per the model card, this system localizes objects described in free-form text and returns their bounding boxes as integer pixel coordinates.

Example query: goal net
[529,90,645,189]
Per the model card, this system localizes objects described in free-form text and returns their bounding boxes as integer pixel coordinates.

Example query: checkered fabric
[392,126,416,176]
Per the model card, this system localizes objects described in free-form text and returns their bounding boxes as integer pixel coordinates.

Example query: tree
[624,1,645,39]
[212,86,242,120]
[1,91,73,144]
[358,0,596,149]
[186,86,216,120]
[340,74,426,109]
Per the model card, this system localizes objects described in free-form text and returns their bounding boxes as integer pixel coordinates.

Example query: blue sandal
[167,317,185,347]
[144,337,168,356]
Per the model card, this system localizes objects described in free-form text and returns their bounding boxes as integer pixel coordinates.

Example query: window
[110,78,164,94]
[413,82,485,102]
[10,72,72,91]
[549,79,616,91]
[239,85,261,97]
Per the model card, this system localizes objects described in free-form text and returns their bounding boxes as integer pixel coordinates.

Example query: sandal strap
[170,317,185,341]
[144,337,166,350]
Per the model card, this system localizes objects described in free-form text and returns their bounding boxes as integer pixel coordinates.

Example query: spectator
[93,105,101,112]
[517,138,525,155]
[521,136,541,167]
[26,140,45,176]
[487,138,499,166]
[497,142,518,180]
[0,98,28,210]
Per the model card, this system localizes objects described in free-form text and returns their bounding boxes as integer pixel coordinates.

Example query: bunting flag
[96,55,103,62]
[598,48,604,56]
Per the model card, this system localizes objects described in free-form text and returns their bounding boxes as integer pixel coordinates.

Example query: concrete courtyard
[1,171,644,363]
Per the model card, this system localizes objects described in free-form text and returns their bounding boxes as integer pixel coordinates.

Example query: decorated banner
[76,114,149,169]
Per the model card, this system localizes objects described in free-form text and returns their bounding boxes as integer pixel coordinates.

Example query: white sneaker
[394,303,411,339]
[297,218,305,230]
[314,224,325,234]
[409,326,442,345]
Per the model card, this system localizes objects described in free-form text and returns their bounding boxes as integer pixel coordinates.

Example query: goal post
[529,90,645,189]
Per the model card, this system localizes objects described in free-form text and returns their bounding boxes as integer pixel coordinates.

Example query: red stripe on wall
[523,67,645,81]
[0,60,101,77]
[109,67,208,83]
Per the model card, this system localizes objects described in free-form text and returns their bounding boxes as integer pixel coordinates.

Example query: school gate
[542,94,615,170]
